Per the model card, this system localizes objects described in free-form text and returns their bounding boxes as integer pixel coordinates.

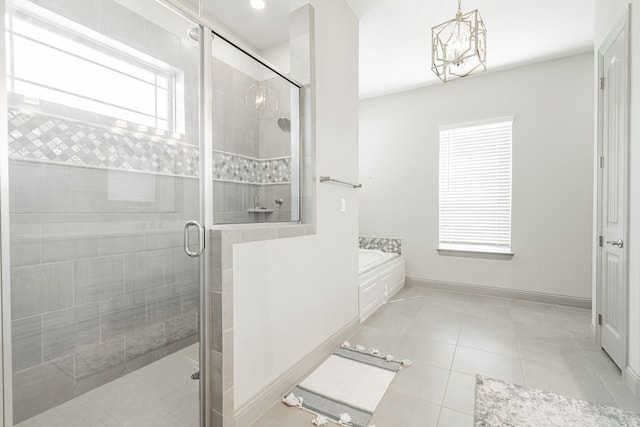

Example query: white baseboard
[233,317,361,427]
[625,366,640,397]
[405,277,592,309]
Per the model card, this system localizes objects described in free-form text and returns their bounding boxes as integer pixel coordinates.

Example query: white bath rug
[284,344,408,427]
[299,355,395,412]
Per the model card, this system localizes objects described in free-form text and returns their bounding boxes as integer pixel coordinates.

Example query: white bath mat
[299,355,395,412]
[283,343,411,427]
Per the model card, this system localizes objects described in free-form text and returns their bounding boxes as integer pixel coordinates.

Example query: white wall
[359,53,594,299]
[594,0,640,385]
[260,41,291,74]
[233,0,359,408]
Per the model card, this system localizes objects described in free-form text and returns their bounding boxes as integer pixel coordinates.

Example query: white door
[599,16,629,370]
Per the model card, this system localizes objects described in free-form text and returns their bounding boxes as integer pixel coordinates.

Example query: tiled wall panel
[9,159,200,423]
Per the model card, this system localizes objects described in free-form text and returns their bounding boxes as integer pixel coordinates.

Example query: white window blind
[439,118,513,253]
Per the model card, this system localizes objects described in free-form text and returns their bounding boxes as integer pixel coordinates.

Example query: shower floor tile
[15,344,200,427]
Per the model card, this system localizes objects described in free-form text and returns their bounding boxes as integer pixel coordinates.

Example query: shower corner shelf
[247,208,274,213]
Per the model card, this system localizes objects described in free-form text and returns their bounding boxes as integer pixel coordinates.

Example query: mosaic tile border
[359,236,403,255]
[213,150,291,185]
[7,108,199,177]
[7,108,293,185]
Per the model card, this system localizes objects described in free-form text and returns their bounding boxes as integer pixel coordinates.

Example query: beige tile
[250,403,329,426]
[404,313,461,345]
[465,295,512,321]
[442,371,476,415]
[452,346,524,385]
[417,306,470,327]
[438,407,474,427]
[348,324,403,355]
[393,336,457,370]
[462,315,517,337]
[363,306,415,333]
[583,350,640,411]
[521,357,616,406]
[389,361,450,405]
[425,290,469,312]
[370,389,440,427]
[378,297,424,317]
[517,337,586,370]
[457,329,519,358]
[393,285,432,300]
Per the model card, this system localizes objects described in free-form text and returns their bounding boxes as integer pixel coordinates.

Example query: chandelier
[431,0,487,82]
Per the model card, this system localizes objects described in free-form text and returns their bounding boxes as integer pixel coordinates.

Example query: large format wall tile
[125,322,165,361]
[13,354,75,423]
[12,316,43,372]
[100,292,146,341]
[42,304,100,361]
[74,256,125,304]
[75,337,126,382]
[11,262,74,319]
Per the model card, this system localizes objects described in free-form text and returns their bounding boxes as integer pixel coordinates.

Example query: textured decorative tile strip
[7,109,199,177]
[213,151,291,184]
[359,236,403,255]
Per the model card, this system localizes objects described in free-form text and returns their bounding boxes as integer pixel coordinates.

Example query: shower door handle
[184,220,205,257]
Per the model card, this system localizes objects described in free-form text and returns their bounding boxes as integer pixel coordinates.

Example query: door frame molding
[595,8,631,374]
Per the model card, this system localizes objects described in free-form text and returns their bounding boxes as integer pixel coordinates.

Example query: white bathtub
[358,249,405,321]
[358,249,398,274]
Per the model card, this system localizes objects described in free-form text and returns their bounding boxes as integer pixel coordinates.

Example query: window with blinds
[439,118,513,253]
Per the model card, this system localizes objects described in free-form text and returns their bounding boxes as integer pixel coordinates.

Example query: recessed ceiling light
[250,0,265,10]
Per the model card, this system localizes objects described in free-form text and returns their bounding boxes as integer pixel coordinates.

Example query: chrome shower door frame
[1,0,13,424]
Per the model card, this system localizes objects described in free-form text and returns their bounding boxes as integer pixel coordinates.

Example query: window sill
[437,248,514,260]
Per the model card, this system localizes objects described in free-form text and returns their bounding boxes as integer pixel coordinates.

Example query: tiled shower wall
[9,162,201,423]
[6,0,201,422]
[212,56,296,224]
[9,154,201,425]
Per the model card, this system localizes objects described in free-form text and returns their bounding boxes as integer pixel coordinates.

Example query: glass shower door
[2,0,204,424]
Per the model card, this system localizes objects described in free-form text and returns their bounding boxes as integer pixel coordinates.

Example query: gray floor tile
[251,402,323,426]
[438,407,474,427]
[425,290,469,312]
[442,371,476,415]
[379,297,425,317]
[348,324,403,355]
[457,328,519,358]
[393,336,457,370]
[369,389,440,427]
[362,305,415,333]
[404,313,461,345]
[517,337,588,370]
[452,345,524,385]
[388,361,450,405]
[417,306,470,327]
[585,350,640,412]
[521,357,617,406]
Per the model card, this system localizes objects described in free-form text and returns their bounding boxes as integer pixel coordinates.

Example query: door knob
[607,239,624,248]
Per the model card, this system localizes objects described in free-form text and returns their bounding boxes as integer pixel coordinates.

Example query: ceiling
[206,0,595,99]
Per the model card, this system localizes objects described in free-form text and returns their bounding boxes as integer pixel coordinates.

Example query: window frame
[437,117,514,260]
[5,9,179,133]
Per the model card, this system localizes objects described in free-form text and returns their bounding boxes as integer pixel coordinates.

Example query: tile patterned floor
[252,286,640,427]
[15,344,199,427]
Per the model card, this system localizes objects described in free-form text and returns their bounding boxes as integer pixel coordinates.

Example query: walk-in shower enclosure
[212,35,300,224]
[0,0,301,424]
